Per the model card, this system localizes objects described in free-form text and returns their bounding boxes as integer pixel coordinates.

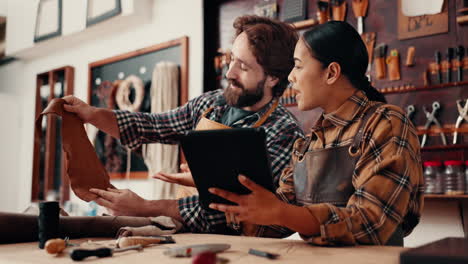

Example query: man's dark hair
[233,15,299,98]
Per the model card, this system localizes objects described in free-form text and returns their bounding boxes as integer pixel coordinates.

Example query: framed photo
[86,0,122,27]
[34,0,62,43]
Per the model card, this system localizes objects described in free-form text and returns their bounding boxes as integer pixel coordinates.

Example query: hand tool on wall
[70,245,143,261]
[421,101,447,147]
[453,99,468,144]
[456,46,465,82]
[374,43,387,80]
[446,47,454,83]
[44,237,79,254]
[163,244,231,257]
[352,0,369,34]
[387,49,401,81]
[435,51,442,84]
[406,105,416,122]
[362,32,376,78]
[116,235,175,248]
[405,46,415,67]
[331,0,347,21]
[317,1,330,24]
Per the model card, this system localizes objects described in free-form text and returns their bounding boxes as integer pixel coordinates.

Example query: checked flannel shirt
[114,89,304,233]
[257,90,424,245]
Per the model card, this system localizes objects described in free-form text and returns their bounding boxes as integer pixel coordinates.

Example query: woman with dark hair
[209,21,423,246]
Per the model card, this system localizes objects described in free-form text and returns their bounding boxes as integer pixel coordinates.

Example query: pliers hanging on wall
[453,99,468,144]
[421,101,447,147]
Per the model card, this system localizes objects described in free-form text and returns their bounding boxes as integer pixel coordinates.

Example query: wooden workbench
[0,233,406,264]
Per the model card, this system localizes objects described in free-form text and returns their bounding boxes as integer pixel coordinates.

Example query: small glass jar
[423,161,443,194]
[443,160,465,195]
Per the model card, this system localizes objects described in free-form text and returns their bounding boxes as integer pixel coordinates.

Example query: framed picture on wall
[34,0,62,42]
[86,0,122,27]
[87,37,189,179]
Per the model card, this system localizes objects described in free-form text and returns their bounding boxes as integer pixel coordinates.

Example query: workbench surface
[0,233,406,263]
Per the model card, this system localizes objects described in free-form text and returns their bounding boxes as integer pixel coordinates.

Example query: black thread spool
[38,201,60,249]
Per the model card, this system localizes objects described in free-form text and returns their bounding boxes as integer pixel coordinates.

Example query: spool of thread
[38,201,60,249]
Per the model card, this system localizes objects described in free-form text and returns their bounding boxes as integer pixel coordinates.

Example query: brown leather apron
[176,100,279,198]
[293,104,403,246]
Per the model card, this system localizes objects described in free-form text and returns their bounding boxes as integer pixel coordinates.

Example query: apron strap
[252,99,279,128]
[348,103,383,156]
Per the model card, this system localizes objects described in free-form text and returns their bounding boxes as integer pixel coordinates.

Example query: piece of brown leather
[35,98,114,202]
[386,49,401,81]
[0,212,154,244]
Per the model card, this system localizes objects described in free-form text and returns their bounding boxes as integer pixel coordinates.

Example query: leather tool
[446,47,454,83]
[421,101,447,147]
[331,0,347,21]
[453,99,468,144]
[163,244,230,257]
[456,46,465,82]
[70,245,143,261]
[116,235,175,248]
[317,1,329,24]
[406,105,415,122]
[387,49,401,81]
[374,44,387,80]
[352,0,369,34]
[405,46,415,67]
[362,32,376,78]
[435,51,442,84]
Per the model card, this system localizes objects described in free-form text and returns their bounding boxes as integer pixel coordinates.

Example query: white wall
[0,0,203,212]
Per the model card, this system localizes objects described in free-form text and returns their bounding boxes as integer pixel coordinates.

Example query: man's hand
[208,175,284,226]
[62,95,96,123]
[90,188,149,216]
[152,171,195,187]
[62,95,120,138]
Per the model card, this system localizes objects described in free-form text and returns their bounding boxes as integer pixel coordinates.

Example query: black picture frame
[34,0,63,43]
[86,0,122,27]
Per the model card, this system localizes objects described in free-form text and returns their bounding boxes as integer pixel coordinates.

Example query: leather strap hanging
[35,98,114,202]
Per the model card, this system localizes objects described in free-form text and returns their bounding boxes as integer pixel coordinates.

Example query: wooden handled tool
[44,237,78,254]
[352,0,369,34]
[117,236,175,248]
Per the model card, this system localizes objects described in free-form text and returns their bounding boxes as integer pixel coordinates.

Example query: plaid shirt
[114,89,304,233]
[257,90,424,245]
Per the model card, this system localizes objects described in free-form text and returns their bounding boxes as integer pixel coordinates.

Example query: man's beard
[223,78,265,107]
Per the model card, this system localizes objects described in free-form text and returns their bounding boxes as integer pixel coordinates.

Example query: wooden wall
[203,0,468,162]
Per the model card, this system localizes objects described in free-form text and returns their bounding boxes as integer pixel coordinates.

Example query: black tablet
[180,127,275,209]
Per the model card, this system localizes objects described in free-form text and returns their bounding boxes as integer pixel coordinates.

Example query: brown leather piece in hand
[35,98,114,202]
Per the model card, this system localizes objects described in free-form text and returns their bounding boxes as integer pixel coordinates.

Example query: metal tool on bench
[116,235,175,248]
[453,99,468,144]
[70,244,143,261]
[406,105,415,122]
[163,243,230,257]
[421,101,447,147]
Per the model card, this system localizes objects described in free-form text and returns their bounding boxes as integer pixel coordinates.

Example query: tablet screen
[180,128,274,209]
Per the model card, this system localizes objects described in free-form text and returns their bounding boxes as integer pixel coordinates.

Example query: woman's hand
[152,171,195,187]
[208,175,284,226]
[152,163,195,187]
